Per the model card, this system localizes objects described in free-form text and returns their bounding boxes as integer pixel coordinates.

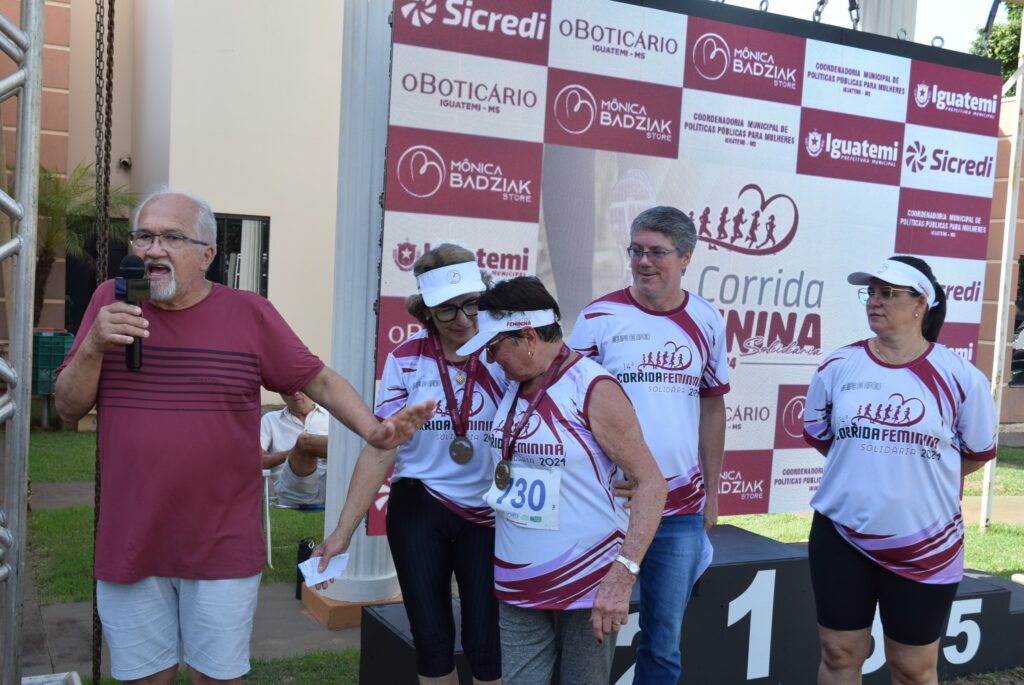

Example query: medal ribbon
[428,332,479,439]
[500,345,570,463]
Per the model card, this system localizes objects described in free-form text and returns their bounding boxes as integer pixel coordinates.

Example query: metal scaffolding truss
[0,0,45,683]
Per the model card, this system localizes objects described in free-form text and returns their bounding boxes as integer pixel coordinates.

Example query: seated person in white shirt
[261,391,329,507]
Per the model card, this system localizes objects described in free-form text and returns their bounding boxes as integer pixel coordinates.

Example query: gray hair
[629,206,696,255]
[131,187,218,247]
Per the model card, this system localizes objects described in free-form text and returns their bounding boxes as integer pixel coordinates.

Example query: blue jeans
[633,513,713,685]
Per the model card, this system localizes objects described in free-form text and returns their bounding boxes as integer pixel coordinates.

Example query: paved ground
[13,431,1024,679]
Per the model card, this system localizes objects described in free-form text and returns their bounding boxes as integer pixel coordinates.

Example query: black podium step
[360,525,1024,684]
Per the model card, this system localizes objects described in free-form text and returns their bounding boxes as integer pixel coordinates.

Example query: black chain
[92,1,115,683]
[94,0,106,285]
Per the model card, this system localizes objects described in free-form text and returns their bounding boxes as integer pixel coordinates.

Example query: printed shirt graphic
[569,288,730,516]
[58,281,324,583]
[803,341,997,584]
[376,330,509,525]
[490,356,628,610]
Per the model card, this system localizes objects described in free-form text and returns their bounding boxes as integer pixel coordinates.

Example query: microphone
[117,255,149,372]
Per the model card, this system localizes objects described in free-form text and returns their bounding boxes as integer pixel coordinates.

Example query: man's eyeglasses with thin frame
[626,246,680,261]
[857,286,919,305]
[128,231,210,250]
[433,300,480,323]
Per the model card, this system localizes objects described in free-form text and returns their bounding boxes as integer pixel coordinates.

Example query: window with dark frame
[209,214,270,298]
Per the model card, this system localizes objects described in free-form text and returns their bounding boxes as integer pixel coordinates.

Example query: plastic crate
[32,329,74,395]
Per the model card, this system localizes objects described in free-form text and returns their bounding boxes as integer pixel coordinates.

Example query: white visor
[847,259,938,308]
[417,260,486,307]
[456,309,557,356]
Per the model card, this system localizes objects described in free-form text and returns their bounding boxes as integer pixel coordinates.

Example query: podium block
[360,525,1024,684]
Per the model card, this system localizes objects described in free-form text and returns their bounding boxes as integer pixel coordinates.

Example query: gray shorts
[498,600,617,685]
[275,460,327,507]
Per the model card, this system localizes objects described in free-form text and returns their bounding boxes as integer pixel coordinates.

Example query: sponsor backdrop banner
[370,0,1000,531]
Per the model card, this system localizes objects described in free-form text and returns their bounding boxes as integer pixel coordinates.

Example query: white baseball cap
[847,258,938,308]
[456,309,557,357]
[416,260,486,307]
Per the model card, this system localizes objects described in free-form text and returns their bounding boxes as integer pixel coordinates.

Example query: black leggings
[386,478,500,679]
[808,511,958,646]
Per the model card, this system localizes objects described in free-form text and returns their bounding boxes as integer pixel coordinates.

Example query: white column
[860,0,918,41]
[323,0,399,602]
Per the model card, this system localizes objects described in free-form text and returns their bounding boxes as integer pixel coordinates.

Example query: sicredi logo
[399,0,437,27]
[941,279,982,303]
[903,140,994,178]
[396,145,446,198]
[552,84,596,134]
[692,33,730,81]
[804,130,899,165]
[403,0,548,40]
[913,82,998,116]
[905,140,927,172]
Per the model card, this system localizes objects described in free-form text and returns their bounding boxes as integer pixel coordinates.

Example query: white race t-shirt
[488,355,628,610]
[569,288,730,517]
[804,340,997,584]
[376,330,508,525]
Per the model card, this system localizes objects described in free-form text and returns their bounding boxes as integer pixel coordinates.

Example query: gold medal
[449,436,474,464]
[494,460,512,490]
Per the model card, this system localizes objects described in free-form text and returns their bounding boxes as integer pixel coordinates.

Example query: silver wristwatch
[614,554,640,576]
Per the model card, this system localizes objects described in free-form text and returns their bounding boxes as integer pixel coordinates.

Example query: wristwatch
[614,554,640,576]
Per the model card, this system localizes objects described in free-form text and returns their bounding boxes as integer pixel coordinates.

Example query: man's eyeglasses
[857,286,919,305]
[626,246,679,261]
[128,231,210,250]
[434,300,480,323]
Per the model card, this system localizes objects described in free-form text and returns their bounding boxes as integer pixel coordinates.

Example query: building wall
[0,0,71,334]
[65,0,344,374]
[990,97,1024,424]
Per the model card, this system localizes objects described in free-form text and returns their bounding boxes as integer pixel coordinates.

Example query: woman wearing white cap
[314,244,505,685]
[803,255,997,685]
[457,276,666,685]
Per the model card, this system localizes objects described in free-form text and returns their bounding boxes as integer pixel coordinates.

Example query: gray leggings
[498,601,617,685]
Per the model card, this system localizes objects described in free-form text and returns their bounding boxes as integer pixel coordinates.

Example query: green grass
[720,512,812,542]
[723,513,1024,581]
[945,668,1024,684]
[82,649,360,685]
[28,430,99,482]
[963,445,1024,497]
[28,504,327,605]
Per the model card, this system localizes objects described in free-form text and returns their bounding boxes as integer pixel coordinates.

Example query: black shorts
[808,511,958,646]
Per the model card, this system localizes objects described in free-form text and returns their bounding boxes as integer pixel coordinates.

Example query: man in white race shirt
[569,205,729,685]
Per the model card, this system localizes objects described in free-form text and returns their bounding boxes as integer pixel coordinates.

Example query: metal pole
[0,0,44,681]
[983,20,1024,530]
[322,0,400,602]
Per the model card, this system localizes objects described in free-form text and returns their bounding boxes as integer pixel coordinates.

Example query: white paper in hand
[298,553,350,586]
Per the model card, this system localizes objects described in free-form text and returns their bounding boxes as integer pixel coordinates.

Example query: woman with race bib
[314,245,505,685]
[803,256,997,685]
[456,276,666,685]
